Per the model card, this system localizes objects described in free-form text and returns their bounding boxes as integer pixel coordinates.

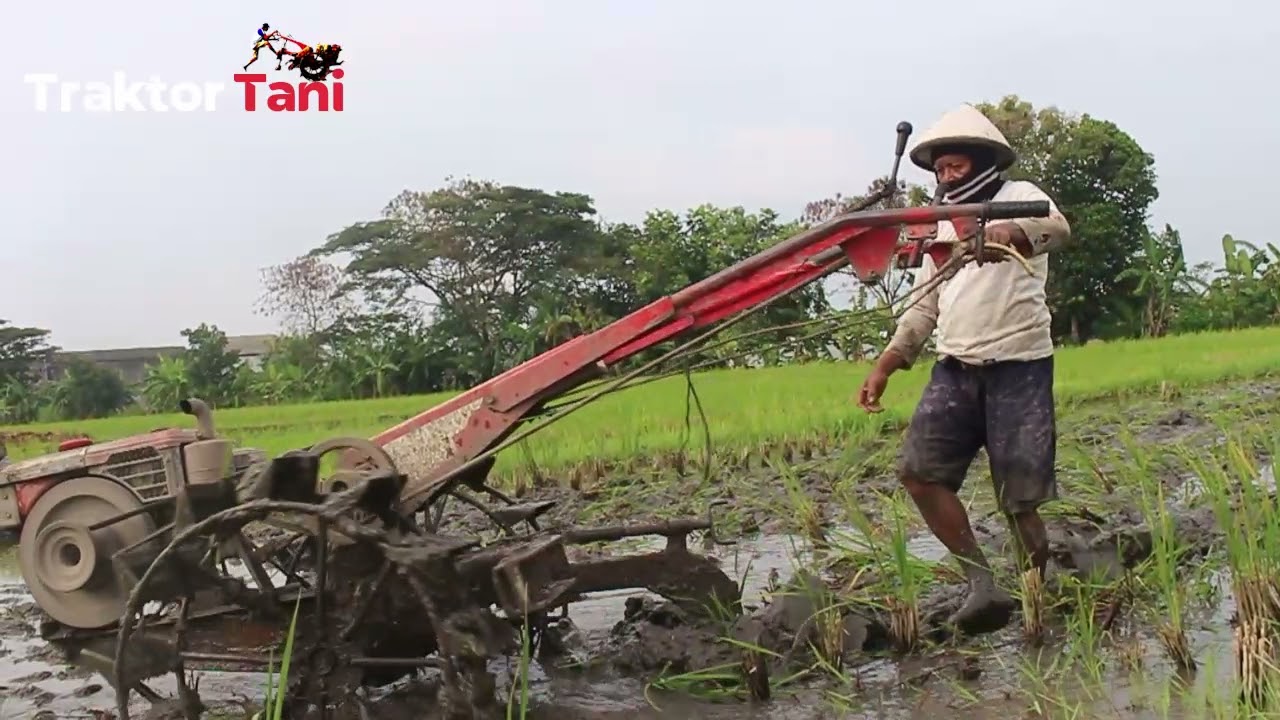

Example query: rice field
[2,325,1280,717]
[635,384,1280,719]
[3,325,1279,483]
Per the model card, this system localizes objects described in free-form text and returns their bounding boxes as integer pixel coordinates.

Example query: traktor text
[23,73,226,112]
[233,69,345,112]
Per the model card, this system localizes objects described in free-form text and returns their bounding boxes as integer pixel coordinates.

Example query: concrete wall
[41,334,276,385]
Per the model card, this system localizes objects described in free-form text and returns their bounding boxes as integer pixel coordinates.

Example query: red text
[233,68,344,112]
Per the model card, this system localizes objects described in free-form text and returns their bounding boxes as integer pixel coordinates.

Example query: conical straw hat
[908,104,1017,172]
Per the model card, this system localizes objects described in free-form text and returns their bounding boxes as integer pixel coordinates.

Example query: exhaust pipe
[178,398,232,485]
[179,398,216,440]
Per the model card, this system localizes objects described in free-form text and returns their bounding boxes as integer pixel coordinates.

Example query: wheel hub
[19,476,155,629]
[33,520,100,593]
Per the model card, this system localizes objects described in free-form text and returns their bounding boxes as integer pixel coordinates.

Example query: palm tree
[252,361,314,404]
[351,346,399,398]
[1116,225,1189,338]
[0,378,43,424]
[141,356,191,412]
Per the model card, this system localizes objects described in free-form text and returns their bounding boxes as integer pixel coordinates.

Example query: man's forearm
[883,316,933,370]
[875,346,911,375]
[1012,213,1071,255]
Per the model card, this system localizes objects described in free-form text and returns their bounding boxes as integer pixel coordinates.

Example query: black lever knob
[894,121,913,157]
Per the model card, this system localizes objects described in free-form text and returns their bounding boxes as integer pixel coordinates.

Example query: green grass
[3,326,1279,483]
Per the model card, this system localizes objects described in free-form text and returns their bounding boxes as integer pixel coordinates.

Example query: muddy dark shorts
[897,355,1057,515]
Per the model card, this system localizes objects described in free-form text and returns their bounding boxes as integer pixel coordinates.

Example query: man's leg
[898,359,1013,634]
[984,356,1057,577]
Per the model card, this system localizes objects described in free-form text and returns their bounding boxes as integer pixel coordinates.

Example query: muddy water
[562,527,948,638]
[0,524,1256,719]
[0,544,109,719]
[0,532,937,718]
[0,545,131,719]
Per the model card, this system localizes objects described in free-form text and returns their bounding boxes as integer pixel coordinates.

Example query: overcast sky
[2,0,1271,351]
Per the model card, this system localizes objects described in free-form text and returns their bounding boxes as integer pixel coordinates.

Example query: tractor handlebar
[978,200,1051,221]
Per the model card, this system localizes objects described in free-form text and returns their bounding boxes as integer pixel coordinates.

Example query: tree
[799,178,933,359]
[801,176,932,226]
[0,320,55,388]
[1178,235,1280,332]
[141,355,191,412]
[254,255,356,337]
[610,204,833,365]
[1115,224,1190,338]
[179,324,243,406]
[974,95,1159,343]
[0,377,44,424]
[45,358,132,420]
[323,311,449,396]
[313,178,611,380]
[803,176,932,309]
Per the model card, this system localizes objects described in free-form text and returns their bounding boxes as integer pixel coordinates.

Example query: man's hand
[980,223,1034,261]
[856,348,909,413]
[856,368,889,413]
[972,244,1012,264]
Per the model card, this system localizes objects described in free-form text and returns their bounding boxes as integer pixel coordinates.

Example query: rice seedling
[1020,566,1046,646]
[505,620,534,720]
[1115,636,1144,673]
[1058,572,1109,689]
[1178,430,1280,713]
[1123,436,1197,672]
[774,458,826,546]
[999,648,1078,718]
[838,488,933,654]
[644,638,808,709]
[812,599,847,671]
[254,593,303,720]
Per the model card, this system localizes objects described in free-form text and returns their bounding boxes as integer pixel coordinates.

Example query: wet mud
[0,379,1277,718]
[0,429,80,446]
[0,414,414,456]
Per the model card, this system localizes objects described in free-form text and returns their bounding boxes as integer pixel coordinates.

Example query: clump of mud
[0,429,75,445]
[0,598,43,638]
[599,574,885,678]
[1047,505,1218,582]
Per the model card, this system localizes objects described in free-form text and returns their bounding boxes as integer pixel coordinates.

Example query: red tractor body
[0,428,266,534]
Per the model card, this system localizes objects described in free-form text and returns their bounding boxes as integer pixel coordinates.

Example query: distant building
[41,334,277,384]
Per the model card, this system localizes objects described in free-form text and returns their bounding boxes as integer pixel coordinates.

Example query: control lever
[846,121,913,213]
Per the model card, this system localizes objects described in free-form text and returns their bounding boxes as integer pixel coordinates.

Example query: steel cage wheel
[112,499,368,720]
[308,437,397,495]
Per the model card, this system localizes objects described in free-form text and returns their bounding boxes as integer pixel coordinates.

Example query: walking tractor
[0,121,1051,720]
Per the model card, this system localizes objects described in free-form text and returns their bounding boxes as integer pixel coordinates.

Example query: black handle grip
[982,200,1050,220]
[894,121,912,157]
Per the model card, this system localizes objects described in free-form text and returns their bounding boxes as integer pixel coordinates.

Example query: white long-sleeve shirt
[885,179,1072,367]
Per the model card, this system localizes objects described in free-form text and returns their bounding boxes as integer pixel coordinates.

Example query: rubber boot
[948,556,1016,636]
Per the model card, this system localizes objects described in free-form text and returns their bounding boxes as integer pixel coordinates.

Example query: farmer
[244,23,282,71]
[856,104,1072,635]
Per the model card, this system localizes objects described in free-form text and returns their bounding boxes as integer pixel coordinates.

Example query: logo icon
[242,23,344,82]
